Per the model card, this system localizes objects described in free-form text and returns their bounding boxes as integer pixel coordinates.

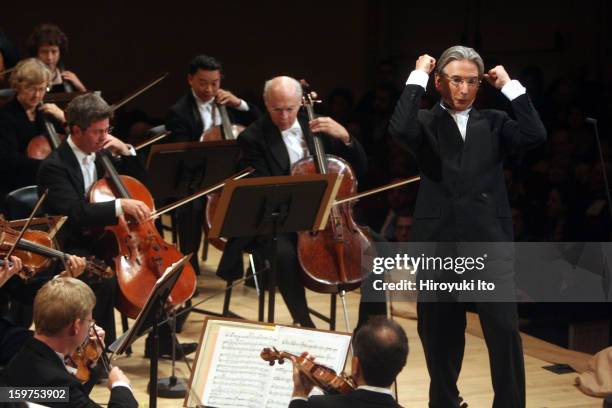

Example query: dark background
[2,0,611,350]
[2,1,610,119]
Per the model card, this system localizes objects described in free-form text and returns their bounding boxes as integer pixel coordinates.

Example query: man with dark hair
[389,45,546,408]
[37,93,150,346]
[289,316,407,407]
[165,54,260,275]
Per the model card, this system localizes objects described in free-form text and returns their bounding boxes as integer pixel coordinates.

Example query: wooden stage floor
[90,249,602,408]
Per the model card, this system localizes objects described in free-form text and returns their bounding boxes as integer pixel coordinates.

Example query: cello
[88,149,197,318]
[203,103,246,250]
[291,85,373,295]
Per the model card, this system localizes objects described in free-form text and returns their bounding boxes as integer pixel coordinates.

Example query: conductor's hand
[215,89,242,108]
[483,65,511,89]
[108,366,131,390]
[415,54,436,75]
[291,352,316,398]
[309,117,351,144]
[120,199,151,223]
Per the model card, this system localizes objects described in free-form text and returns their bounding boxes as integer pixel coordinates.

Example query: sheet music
[202,326,277,407]
[198,323,351,408]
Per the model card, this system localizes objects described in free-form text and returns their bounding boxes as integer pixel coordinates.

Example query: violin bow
[109,72,169,111]
[133,130,171,151]
[4,189,49,260]
[333,176,421,206]
[148,167,254,220]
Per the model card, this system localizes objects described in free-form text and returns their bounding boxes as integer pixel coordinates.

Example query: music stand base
[156,376,187,398]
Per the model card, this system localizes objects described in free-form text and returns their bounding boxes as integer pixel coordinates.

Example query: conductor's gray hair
[263,76,303,102]
[435,45,484,78]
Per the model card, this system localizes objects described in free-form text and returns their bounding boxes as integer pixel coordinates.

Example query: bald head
[263,76,303,131]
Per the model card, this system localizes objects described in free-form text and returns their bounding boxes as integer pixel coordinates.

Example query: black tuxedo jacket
[0,337,138,408]
[388,84,546,242]
[36,141,147,248]
[164,91,261,143]
[216,113,367,281]
[288,389,401,408]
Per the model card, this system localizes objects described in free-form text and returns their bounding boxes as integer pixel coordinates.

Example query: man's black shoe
[144,338,198,359]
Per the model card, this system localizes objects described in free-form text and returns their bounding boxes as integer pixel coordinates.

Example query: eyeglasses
[87,126,113,136]
[443,74,481,88]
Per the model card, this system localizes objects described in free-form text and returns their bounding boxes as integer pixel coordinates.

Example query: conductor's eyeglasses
[443,74,481,88]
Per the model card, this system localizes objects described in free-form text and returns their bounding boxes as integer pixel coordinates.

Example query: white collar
[280,119,301,135]
[191,89,214,107]
[439,102,472,116]
[357,385,394,396]
[67,136,95,164]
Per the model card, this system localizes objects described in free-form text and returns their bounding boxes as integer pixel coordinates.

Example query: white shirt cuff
[115,199,123,217]
[124,145,136,156]
[237,99,249,111]
[291,396,308,401]
[501,79,526,101]
[111,381,133,392]
[405,70,429,90]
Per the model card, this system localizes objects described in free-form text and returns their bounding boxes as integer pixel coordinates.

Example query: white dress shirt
[192,90,249,133]
[281,119,309,166]
[67,136,135,217]
[405,69,527,140]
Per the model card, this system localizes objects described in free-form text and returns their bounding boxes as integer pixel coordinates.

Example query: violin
[202,102,246,251]
[26,103,66,160]
[65,323,112,383]
[260,347,355,395]
[291,84,372,293]
[88,149,197,318]
[0,219,112,281]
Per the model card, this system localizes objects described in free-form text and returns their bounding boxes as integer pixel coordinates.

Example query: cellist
[0,58,65,206]
[37,93,197,358]
[164,54,260,275]
[217,76,367,327]
[36,93,149,347]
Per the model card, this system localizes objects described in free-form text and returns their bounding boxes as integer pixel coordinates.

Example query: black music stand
[146,140,241,202]
[208,174,342,323]
[110,254,191,408]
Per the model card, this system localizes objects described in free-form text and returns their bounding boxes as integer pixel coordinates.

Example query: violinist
[0,277,137,408]
[0,58,65,204]
[26,23,86,93]
[217,76,367,327]
[165,54,260,275]
[289,316,407,408]
[0,253,87,366]
[36,93,149,345]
